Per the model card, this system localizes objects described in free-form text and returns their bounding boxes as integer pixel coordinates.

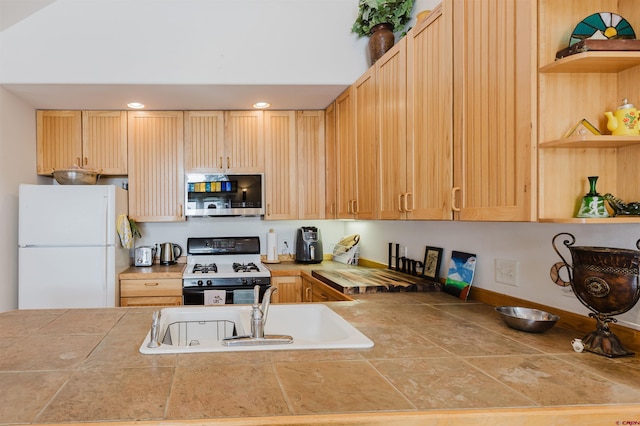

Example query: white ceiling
[0,0,350,110]
[1,83,347,110]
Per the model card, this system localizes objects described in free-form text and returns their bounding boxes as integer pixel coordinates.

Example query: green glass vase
[577,176,609,218]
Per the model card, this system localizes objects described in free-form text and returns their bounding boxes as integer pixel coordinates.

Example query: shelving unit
[537,0,640,223]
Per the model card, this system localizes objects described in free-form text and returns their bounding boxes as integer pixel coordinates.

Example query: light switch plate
[495,258,518,286]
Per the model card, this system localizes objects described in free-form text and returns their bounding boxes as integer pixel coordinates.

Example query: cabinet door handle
[330,203,336,215]
[83,157,88,166]
[76,157,81,167]
[226,157,230,169]
[218,157,223,169]
[144,282,159,286]
[452,187,461,212]
[178,204,183,217]
[267,204,271,216]
[353,200,358,214]
[404,192,413,212]
[398,194,404,212]
[305,286,312,301]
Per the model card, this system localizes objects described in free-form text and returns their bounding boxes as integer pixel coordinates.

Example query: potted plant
[352,0,414,64]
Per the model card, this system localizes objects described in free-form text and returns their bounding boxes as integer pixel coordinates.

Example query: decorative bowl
[52,167,101,185]
[495,306,559,333]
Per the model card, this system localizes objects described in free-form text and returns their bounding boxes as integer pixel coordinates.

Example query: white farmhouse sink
[139,304,374,354]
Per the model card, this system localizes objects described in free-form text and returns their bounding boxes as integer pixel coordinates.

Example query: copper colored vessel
[552,232,640,357]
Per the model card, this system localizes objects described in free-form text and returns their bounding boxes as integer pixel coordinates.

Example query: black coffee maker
[295,226,323,264]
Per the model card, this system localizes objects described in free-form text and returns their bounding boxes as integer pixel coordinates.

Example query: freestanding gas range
[182,236,271,305]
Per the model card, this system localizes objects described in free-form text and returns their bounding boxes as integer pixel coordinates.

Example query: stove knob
[251,278,258,285]
[197,280,203,286]
[206,280,213,286]
[241,278,248,285]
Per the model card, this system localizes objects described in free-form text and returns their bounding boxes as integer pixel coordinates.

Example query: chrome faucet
[251,285,276,338]
[222,285,293,346]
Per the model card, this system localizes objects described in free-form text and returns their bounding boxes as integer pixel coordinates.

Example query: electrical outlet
[495,258,518,286]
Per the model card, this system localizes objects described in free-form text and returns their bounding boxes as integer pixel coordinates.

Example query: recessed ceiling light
[127,102,145,109]
[252,101,271,109]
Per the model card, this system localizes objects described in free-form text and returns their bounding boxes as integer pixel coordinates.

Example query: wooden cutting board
[312,268,438,295]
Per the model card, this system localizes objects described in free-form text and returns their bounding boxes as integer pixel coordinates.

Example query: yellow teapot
[605,98,640,135]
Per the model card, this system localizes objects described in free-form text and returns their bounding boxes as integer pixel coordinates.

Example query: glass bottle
[576,176,609,218]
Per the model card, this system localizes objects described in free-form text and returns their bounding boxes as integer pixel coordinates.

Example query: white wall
[346,220,640,331]
[135,218,347,261]
[0,86,37,312]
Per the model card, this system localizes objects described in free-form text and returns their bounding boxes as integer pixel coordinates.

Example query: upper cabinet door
[406,5,454,220]
[127,111,185,222]
[264,111,297,220]
[452,0,536,221]
[297,110,326,220]
[224,111,265,173]
[324,102,338,219]
[36,110,82,175]
[335,87,357,219]
[82,111,127,174]
[184,111,225,172]
[377,37,408,220]
[354,67,378,220]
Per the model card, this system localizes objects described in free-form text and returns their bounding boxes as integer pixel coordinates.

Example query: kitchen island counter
[2,293,640,425]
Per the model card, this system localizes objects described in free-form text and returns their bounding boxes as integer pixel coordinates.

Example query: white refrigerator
[18,184,129,309]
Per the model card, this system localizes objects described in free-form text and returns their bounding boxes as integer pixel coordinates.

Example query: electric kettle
[159,242,182,265]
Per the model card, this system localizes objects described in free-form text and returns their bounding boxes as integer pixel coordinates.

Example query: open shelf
[539,51,640,73]
[540,134,640,149]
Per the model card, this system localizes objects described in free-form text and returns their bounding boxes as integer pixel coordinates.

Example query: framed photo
[444,251,477,301]
[422,246,443,281]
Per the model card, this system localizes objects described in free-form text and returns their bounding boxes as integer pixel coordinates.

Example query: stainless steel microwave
[185,173,264,217]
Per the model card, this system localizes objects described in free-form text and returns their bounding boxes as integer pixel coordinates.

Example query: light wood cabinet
[127,111,185,222]
[354,67,378,220]
[537,0,640,223]
[335,87,357,219]
[224,111,264,173]
[325,102,338,219]
[184,111,225,172]
[264,110,326,220]
[37,110,127,175]
[272,274,351,303]
[378,36,409,220]
[451,0,536,221]
[120,278,182,307]
[185,111,264,173]
[264,111,298,220]
[335,75,377,220]
[270,276,304,303]
[376,0,534,222]
[405,6,453,220]
[302,275,352,302]
[297,111,326,219]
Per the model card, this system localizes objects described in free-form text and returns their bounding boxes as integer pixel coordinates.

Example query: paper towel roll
[267,229,278,261]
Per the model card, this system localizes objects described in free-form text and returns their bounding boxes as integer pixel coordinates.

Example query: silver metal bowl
[52,168,100,185]
[495,306,559,333]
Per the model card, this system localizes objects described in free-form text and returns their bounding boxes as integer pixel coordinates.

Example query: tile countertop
[119,263,186,279]
[2,293,640,425]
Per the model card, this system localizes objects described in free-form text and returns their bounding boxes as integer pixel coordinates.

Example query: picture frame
[422,246,443,281]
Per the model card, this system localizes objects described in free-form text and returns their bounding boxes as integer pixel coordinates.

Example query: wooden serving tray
[555,39,640,60]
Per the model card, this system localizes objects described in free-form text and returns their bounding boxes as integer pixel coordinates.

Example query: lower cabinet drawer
[120,296,182,307]
[120,278,182,297]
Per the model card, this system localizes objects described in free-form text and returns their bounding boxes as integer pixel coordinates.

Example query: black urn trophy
[551,232,640,357]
